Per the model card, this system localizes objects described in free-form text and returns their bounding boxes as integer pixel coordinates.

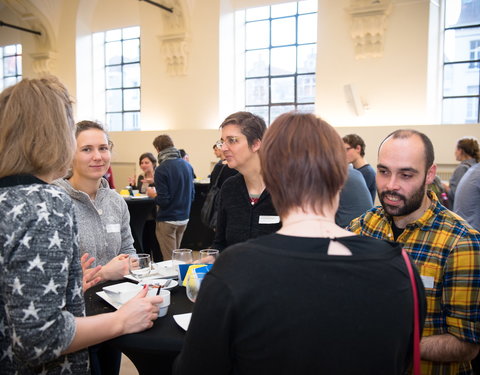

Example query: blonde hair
[0,76,75,178]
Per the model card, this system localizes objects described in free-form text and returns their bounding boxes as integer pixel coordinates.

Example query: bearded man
[348,129,480,375]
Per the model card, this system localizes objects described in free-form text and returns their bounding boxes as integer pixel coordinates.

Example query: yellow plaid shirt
[348,192,480,375]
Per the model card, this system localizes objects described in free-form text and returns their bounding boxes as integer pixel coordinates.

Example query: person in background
[343,134,376,202]
[454,163,480,232]
[212,111,281,251]
[147,136,195,260]
[129,152,157,194]
[174,112,426,375]
[445,136,479,206]
[179,149,196,179]
[209,143,238,193]
[103,165,115,189]
[54,120,138,374]
[0,77,162,374]
[348,129,480,374]
[335,165,373,227]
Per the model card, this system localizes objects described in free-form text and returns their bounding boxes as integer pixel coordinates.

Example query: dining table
[85,279,193,375]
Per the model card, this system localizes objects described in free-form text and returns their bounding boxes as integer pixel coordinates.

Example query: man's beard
[379,182,426,217]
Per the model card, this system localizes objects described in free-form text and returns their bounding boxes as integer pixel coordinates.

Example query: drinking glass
[185,271,206,303]
[129,253,151,282]
[199,249,219,264]
[172,249,193,281]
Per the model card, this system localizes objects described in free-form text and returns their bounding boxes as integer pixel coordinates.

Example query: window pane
[246,21,270,50]
[297,44,316,73]
[270,105,295,123]
[443,97,479,124]
[445,0,480,28]
[271,46,296,75]
[106,29,122,42]
[106,65,122,89]
[271,2,297,18]
[107,113,123,131]
[298,0,317,14]
[271,77,295,103]
[123,26,140,39]
[106,89,122,111]
[246,6,269,21]
[105,41,122,65]
[297,74,316,103]
[123,63,140,87]
[246,78,269,105]
[443,63,479,96]
[16,56,22,75]
[444,28,480,62]
[123,39,140,63]
[271,17,296,46]
[298,14,317,44]
[3,57,16,75]
[17,44,22,54]
[297,103,315,113]
[4,77,17,88]
[246,49,269,77]
[124,112,140,131]
[246,106,269,124]
[124,88,140,111]
[4,45,16,55]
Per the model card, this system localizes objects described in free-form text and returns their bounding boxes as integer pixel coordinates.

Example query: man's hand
[81,253,102,292]
[146,186,156,198]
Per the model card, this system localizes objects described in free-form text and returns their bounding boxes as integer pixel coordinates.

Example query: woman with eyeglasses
[212,111,281,250]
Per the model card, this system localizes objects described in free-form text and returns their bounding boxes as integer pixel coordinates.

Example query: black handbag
[201,165,225,229]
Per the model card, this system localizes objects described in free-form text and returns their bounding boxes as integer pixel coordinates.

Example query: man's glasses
[216,136,241,148]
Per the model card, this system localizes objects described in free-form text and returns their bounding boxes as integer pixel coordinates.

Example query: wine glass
[172,249,193,282]
[185,271,206,303]
[129,253,151,282]
[199,249,219,264]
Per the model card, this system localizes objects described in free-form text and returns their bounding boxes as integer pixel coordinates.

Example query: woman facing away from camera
[0,77,162,374]
[446,136,480,206]
[174,112,426,375]
[128,152,157,194]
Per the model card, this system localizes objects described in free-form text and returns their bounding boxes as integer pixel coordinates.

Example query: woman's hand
[142,176,154,185]
[99,254,130,281]
[81,253,102,292]
[128,175,136,186]
[115,285,164,333]
[146,186,157,198]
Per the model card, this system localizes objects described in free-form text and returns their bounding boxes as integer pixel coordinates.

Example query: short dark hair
[379,129,435,171]
[139,152,157,168]
[457,137,480,162]
[153,134,174,152]
[179,149,186,158]
[342,134,366,157]
[260,112,348,217]
[220,111,267,147]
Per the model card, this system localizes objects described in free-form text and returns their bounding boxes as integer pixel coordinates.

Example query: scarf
[158,147,181,165]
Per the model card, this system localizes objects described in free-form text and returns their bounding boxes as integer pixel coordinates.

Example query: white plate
[124,260,177,281]
[138,279,178,290]
[97,291,122,310]
[173,313,192,331]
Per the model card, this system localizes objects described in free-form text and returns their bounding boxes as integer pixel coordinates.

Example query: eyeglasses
[344,147,353,151]
[216,136,241,148]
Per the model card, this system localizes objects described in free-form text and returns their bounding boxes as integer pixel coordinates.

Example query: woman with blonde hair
[0,77,162,374]
[174,112,426,374]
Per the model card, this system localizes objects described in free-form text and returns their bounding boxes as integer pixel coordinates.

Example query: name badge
[420,275,434,289]
[106,224,121,233]
[259,215,280,224]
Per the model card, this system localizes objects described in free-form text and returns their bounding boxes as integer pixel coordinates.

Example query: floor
[119,354,139,375]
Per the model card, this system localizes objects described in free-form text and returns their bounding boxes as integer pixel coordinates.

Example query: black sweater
[212,173,281,250]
